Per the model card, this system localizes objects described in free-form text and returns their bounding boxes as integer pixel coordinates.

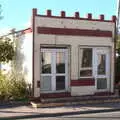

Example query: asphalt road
[20,111,120,120]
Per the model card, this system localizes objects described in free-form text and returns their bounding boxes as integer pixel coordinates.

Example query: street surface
[0,103,120,119]
[22,111,120,120]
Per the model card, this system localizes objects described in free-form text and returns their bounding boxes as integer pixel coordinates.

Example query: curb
[0,108,120,119]
[31,98,120,108]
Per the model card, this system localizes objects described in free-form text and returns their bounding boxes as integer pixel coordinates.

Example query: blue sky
[0,0,118,31]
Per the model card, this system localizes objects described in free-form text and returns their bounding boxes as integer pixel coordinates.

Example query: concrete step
[40,94,119,103]
[31,96,120,108]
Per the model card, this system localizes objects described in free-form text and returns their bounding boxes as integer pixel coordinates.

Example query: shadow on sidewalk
[0,108,120,120]
[0,102,30,109]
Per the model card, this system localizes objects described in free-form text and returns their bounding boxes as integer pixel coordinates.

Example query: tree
[0,4,3,20]
[0,5,13,63]
[116,34,120,84]
[0,37,15,63]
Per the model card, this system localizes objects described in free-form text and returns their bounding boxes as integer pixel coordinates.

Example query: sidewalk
[0,102,120,119]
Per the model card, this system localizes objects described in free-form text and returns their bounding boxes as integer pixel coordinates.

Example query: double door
[40,48,68,93]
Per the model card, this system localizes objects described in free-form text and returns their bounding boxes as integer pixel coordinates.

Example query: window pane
[41,52,51,73]
[97,78,107,89]
[56,52,65,73]
[56,76,65,90]
[79,48,92,77]
[97,54,106,75]
[81,48,92,67]
[80,70,92,77]
[41,76,51,91]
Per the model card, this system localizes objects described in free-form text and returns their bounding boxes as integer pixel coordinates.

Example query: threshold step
[40,95,119,103]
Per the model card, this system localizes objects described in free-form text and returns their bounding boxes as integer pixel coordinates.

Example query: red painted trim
[40,92,71,98]
[33,9,116,23]
[35,9,116,23]
[61,11,66,18]
[99,14,104,21]
[36,14,115,23]
[71,78,95,86]
[0,28,32,37]
[33,8,37,16]
[47,10,51,17]
[87,13,92,20]
[94,92,114,96]
[22,28,32,34]
[37,27,112,37]
[75,12,79,18]
[112,16,116,22]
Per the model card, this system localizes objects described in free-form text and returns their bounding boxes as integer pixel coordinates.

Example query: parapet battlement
[32,8,116,22]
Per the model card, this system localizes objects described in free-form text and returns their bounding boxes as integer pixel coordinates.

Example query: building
[32,9,116,98]
[1,8,116,99]
[0,28,32,85]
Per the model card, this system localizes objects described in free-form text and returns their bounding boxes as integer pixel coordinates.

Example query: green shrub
[0,74,11,101]
[9,74,27,100]
[0,73,28,101]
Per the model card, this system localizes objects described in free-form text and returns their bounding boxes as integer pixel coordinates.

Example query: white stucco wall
[35,17,115,33]
[33,16,115,97]
[22,33,33,85]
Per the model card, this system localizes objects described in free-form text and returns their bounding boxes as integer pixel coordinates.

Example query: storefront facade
[32,9,116,98]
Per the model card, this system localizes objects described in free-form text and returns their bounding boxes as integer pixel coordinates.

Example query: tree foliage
[0,4,3,20]
[116,35,120,83]
[0,37,15,62]
[116,35,120,49]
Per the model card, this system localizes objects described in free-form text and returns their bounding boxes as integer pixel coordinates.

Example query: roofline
[0,27,32,38]
[32,8,116,23]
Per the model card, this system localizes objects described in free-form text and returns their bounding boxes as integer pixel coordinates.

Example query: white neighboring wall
[22,32,33,85]
[0,31,33,86]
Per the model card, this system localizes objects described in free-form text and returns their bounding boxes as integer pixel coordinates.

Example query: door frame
[94,47,110,92]
[40,48,69,93]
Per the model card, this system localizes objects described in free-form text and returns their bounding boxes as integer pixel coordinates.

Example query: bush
[0,73,28,101]
[0,74,11,101]
[9,74,27,100]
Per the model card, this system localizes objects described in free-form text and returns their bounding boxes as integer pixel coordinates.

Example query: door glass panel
[41,76,51,91]
[56,76,65,90]
[56,52,65,73]
[97,54,106,75]
[81,48,92,67]
[97,78,107,89]
[80,70,92,77]
[41,52,51,73]
[79,48,92,77]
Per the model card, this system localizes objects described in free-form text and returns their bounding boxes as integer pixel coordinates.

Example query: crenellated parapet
[32,8,116,22]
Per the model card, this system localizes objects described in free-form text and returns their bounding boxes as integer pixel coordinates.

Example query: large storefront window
[79,48,92,77]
